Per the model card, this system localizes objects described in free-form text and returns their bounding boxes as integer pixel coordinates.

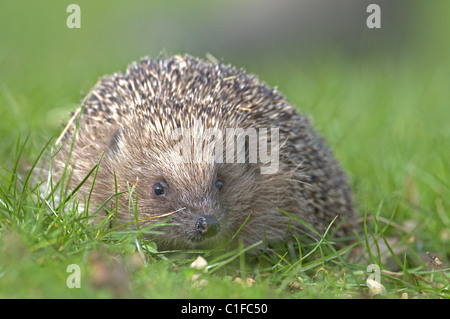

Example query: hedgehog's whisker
[134,206,186,222]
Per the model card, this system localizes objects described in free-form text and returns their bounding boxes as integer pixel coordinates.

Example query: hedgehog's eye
[216,179,223,191]
[153,183,166,197]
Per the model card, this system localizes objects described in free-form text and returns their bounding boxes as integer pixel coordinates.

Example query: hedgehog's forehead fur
[84,54,291,133]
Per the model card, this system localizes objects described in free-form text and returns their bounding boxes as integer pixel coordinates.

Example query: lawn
[0,1,449,299]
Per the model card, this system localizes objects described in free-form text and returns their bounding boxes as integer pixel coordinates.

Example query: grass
[1,1,450,299]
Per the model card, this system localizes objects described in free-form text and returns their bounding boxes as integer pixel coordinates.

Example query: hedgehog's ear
[107,127,123,158]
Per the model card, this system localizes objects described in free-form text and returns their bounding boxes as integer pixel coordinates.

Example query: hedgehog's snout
[195,215,220,239]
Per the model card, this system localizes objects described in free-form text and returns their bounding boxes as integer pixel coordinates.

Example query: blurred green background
[0,0,448,131]
[0,0,449,250]
[1,0,448,133]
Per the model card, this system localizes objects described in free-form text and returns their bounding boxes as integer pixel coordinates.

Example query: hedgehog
[51,54,355,250]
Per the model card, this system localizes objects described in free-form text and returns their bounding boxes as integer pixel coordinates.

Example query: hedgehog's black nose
[196,215,220,238]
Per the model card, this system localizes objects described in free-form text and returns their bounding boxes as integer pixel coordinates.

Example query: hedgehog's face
[141,166,227,249]
[133,161,260,250]
[106,126,259,250]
